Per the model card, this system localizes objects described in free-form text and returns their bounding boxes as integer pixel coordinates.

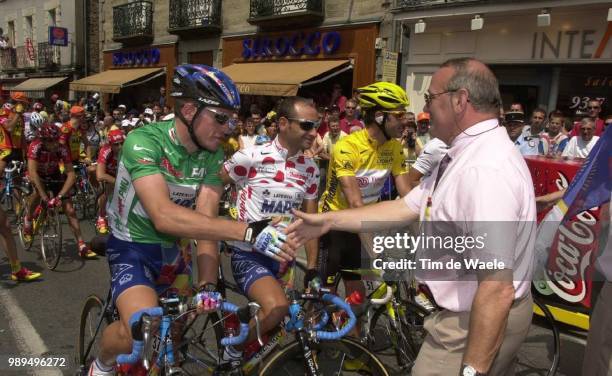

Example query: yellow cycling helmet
[357,82,409,110]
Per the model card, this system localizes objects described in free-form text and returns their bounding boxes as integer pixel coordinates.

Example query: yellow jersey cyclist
[89,64,298,376]
[313,82,413,299]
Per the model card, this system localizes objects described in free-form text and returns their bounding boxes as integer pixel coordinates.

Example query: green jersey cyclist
[89,64,298,376]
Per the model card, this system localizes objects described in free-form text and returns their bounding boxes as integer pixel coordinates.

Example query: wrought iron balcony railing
[396,0,485,9]
[248,0,324,28]
[169,0,221,36]
[0,48,17,71]
[16,45,37,69]
[37,42,61,69]
[113,1,153,44]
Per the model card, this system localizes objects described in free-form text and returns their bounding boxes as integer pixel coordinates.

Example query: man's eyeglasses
[424,90,457,106]
[205,107,230,125]
[287,117,320,131]
[587,106,600,110]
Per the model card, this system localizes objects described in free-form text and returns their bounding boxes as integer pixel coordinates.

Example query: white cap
[121,119,131,128]
[144,108,154,115]
[118,104,127,110]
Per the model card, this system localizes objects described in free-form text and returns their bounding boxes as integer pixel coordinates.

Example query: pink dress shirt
[403,119,536,311]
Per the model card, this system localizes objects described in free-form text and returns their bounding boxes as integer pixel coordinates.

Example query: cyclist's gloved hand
[304,269,321,290]
[193,283,222,314]
[47,196,61,208]
[244,219,295,262]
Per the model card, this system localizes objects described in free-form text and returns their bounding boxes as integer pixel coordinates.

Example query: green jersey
[107,120,224,246]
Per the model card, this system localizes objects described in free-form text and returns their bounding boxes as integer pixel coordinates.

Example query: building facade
[391,0,612,116]
[0,0,88,100]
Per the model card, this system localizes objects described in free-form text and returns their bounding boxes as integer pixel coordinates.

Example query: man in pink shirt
[569,99,605,137]
[287,58,536,376]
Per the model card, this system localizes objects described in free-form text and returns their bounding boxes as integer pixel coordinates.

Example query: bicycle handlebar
[313,294,356,341]
[117,300,258,365]
[4,160,21,173]
[369,284,393,305]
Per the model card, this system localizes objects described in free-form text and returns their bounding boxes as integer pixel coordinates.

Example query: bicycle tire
[40,206,62,270]
[369,297,429,373]
[178,311,226,375]
[259,337,390,376]
[515,297,560,376]
[77,294,113,374]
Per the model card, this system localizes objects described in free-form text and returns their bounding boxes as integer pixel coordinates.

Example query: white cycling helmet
[30,112,45,130]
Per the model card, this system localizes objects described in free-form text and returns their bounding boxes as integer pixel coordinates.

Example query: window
[25,16,33,41]
[7,21,16,47]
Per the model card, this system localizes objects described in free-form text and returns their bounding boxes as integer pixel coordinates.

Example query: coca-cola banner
[528,127,611,309]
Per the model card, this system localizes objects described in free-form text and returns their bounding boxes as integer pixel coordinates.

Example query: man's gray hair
[581,117,595,127]
[441,58,501,115]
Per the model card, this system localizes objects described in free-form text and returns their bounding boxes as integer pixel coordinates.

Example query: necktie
[433,154,451,191]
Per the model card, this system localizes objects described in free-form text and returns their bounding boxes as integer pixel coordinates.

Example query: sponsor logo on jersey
[356,176,369,187]
[191,167,206,178]
[133,144,153,152]
[261,199,300,214]
[160,158,183,178]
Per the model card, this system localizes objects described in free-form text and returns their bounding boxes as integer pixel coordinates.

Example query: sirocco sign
[242,31,341,59]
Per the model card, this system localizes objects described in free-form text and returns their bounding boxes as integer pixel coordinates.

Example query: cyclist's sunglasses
[286,117,321,131]
[383,110,408,118]
[205,107,230,125]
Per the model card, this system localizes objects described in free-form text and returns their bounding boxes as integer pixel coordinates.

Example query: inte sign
[531,28,610,60]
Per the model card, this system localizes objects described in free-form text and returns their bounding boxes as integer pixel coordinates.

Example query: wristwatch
[460,364,486,376]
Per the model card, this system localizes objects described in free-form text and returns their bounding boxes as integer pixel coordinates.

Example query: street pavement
[0,218,590,375]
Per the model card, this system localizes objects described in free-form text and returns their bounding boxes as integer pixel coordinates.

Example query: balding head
[441,58,501,116]
[425,58,500,144]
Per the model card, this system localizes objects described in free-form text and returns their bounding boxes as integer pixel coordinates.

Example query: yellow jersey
[319,129,408,212]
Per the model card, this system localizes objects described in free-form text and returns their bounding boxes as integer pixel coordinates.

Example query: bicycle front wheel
[515,297,560,376]
[77,295,113,374]
[260,338,390,376]
[40,207,63,270]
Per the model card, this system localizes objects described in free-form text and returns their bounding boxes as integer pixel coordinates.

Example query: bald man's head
[440,58,501,116]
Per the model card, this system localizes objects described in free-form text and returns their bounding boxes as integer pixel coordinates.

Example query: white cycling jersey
[224,138,320,252]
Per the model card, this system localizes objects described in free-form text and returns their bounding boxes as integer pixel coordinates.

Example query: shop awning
[70,67,164,94]
[222,60,351,96]
[12,76,68,92]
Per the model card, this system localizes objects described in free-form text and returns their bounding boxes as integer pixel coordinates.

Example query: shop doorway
[189,51,213,66]
[499,85,539,115]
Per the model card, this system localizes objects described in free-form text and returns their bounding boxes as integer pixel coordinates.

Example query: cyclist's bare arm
[58,163,76,197]
[27,159,50,201]
[96,163,115,185]
[302,198,318,269]
[393,172,412,197]
[289,200,419,244]
[194,183,223,288]
[406,168,425,190]
[133,173,250,242]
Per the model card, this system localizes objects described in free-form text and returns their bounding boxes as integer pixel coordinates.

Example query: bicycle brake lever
[248,302,264,346]
[141,315,153,370]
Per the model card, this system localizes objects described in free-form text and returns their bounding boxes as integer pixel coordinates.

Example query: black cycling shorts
[317,230,363,287]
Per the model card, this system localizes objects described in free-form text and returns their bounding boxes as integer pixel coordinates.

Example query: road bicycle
[37,192,64,270]
[1,160,24,215]
[77,288,258,376]
[72,161,99,221]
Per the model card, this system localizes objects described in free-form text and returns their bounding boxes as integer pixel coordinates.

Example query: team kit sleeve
[60,144,72,165]
[223,148,253,186]
[97,145,111,165]
[27,140,41,160]
[121,132,163,180]
[331,141,357,178]
[304,162,320,200]
[201,148,224,187]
